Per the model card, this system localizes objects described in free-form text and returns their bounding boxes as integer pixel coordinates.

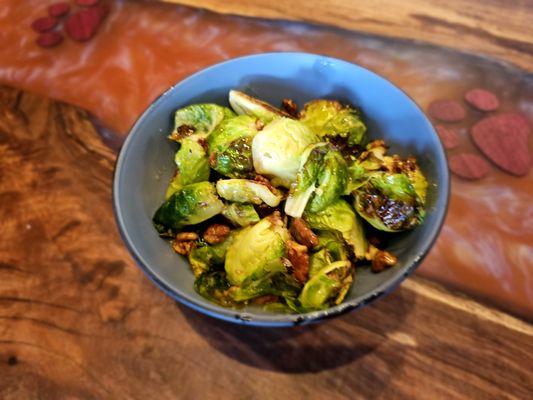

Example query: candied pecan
[203,224,231,244]
[286,240,309,283]
[172,232,199,255]
[371,250,398,272]
[281,98,299,118]
[255,119,265,131]
[290,218,319,248]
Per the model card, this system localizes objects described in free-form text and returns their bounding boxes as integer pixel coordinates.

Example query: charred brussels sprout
[353,172,425,232]
[229,90,288,123]
[194,271,235,307]
[169,104,235,142]
[299,100,366,147]
[230,271,302,302]
[304,199,368,259]
[252,118,319,187]
[153,182,224,235]
[216,179,282,207]
[222,203,260,227]
[299,260,353,310]
[166,137,210,198]
[208,115,259,178]
[285,143,348,217]
[188,234,234,277]
[225,214,289,285]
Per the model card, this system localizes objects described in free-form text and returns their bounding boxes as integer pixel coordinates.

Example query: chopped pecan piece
[203,224,231,244]
[255,119,265,131]
[286,240,309,284]
[172,232,199,255]
[371,250,398,272]
[281,98,299,118]
[290,218,319,248]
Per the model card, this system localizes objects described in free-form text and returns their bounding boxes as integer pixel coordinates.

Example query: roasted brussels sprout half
[285,143,348,217]
[345,140,428,203]
[298,260,353,310]
[304,199,368,259]
[222,203,260,227]
[230,271,302,302]
[299,100,366,147]
[216,179,282,207]
[225,213,289,285]
[316,231,349,262]
[208,115,259,178]
[252,117,319,187]
[353,172,425,232]
[169,104,235,142]
[188,233,234,276]
[194,271,235,307]
[166,137,210,198]
[153,182,224,235]
[229,90,289,123]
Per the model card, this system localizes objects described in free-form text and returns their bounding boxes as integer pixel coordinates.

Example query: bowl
[113,52,449,327]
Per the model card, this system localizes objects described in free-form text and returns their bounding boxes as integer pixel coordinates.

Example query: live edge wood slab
[162,0,533,70]
[0,86,532,399]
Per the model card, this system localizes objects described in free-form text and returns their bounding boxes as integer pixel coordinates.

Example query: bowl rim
[113,51,450,327]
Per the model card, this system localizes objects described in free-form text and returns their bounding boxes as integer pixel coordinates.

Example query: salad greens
[153,90,428,312]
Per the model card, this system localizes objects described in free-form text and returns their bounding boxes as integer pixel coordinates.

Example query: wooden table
[1,1,532,399]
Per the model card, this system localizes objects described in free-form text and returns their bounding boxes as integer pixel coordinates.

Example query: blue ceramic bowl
[113,52,449,327]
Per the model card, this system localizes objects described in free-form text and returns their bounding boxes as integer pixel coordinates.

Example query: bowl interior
[114,53,449,326]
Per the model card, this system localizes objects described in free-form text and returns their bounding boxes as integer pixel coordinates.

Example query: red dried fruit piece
[435,125,459,150]
[76,0,100,5]
[428,100,466,122]
[471,112,531,176]
[65,4,109,42]
[31,16,58,33]
[464,88,499,112]
[48,2,71,18]
[36,31,64,48]
[449,153,490,180]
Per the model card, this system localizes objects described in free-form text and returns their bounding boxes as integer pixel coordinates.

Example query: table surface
[0,1,532,399]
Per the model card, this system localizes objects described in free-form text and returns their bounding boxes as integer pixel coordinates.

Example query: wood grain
[161,0,533,70]
[0,85,532,399]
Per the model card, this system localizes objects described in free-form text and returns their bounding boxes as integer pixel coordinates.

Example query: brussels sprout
[304,199,367,259]
[216,179,282,207]
[225,214,289,285]
[298,260,352,310]
[309,231,348,278]
[188,234,234,276]
[153,182,224,235]
[316,231,349,262]
[299,100,366,147]
[308,248,332,278]
[346,140,428,204]
[168,104,235,142]
[165,137,210,198]
[194,271,235,307]
[285,143,348,217]
[353,172,425,232]
[230,271,302,302]
[222,203,260,227]
[252,118,319,187]
[229,90,288,123]
[208,115,259,178]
